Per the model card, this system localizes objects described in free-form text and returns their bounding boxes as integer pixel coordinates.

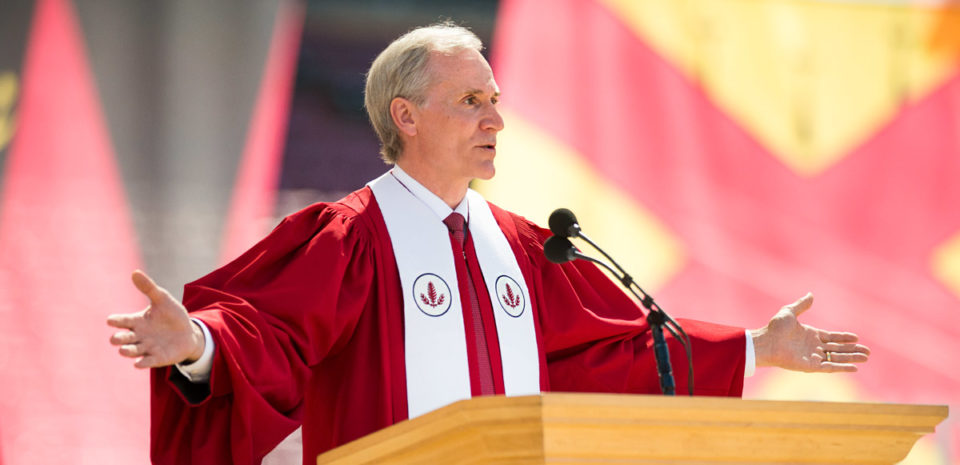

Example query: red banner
[485,1,960,462]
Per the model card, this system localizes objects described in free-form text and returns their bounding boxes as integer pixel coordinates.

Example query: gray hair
[364,22,483,163]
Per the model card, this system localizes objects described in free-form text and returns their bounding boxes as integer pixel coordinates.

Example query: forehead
[424,49,499,94]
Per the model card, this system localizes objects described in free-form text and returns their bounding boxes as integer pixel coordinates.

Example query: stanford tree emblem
[502,283,521,309]
[495,275,525,317]
[412,273,451,317]
[420,281,446,308]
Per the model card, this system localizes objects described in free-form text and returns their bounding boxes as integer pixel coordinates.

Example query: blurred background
[0,0,957,463]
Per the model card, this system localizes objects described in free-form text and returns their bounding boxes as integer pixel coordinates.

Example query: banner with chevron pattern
[482,1,960,463]
[0,0,302,463]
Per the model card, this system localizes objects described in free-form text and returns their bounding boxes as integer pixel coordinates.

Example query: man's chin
[475,164,495,181]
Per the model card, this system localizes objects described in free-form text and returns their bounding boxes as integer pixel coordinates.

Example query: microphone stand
[566,248,689,396]
[646,306,675,395]
[571,228,693,362]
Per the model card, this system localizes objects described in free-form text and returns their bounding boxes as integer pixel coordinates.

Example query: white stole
[368,172,540,419]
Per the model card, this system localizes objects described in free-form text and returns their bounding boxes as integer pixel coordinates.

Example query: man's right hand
[107,270,205,369]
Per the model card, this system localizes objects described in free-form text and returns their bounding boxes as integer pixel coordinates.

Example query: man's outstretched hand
[107,270,204,369]
[751,293,870,372]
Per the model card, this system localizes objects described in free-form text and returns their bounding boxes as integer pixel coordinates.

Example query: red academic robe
[150,187,745,464]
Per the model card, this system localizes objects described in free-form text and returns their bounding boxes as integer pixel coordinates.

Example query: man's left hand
[751,293,870,372]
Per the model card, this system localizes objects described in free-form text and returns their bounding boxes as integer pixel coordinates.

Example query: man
[107,23,869,464]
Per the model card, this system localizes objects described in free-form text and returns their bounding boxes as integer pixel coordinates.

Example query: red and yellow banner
[0,0,147,462]
[484,1,960,463]
[0,0,303,462]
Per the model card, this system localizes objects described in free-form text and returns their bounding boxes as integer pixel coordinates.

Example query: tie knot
[443,213,466,234]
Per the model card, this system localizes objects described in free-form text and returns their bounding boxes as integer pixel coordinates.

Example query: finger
[821,352,869,364]
[118,343,142,358]
[134,355,162,369]
[819,331,859,343]
[823,342,871,355]
[785,292,814,317]
[106,313,140,329]
[131,270,167,304]
[109,330,139,346]
[816,362,859,373]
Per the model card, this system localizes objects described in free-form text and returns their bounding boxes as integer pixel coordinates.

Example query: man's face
[412,48,504,183]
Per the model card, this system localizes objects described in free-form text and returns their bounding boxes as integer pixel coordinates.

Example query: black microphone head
[548,208,579,238]
[543,236,576,264]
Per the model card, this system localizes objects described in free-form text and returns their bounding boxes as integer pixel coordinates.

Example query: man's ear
[390,97,418,137]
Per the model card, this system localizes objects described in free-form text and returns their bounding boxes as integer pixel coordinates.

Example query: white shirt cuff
[174,318,215,383]
[744,330,756,378]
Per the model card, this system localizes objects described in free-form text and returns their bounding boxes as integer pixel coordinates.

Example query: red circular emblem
[412,273,452,317]
[495,275,525,317]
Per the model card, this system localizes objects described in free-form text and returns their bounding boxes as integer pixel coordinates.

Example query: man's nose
[482,105,505,132]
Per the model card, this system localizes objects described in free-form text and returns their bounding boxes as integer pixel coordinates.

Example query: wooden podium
[316,393,947,464]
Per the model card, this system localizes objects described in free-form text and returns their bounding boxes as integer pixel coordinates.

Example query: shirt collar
[390,165,470,222]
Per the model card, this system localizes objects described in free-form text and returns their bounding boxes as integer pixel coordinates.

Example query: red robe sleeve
[492,206,746,397]
[149,198,377,465]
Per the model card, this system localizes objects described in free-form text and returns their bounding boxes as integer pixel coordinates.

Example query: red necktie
[443,212,495,395]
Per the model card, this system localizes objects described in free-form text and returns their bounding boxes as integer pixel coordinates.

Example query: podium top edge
[538,392,949,414]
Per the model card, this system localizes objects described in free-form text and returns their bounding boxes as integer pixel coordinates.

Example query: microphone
[543,236,578,264]
[541,207,694,396]
[548,208,581,238]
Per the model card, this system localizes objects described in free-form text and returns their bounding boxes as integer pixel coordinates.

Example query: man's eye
[464,96,478,105]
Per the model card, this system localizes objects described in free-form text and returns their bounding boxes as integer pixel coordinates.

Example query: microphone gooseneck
[541,208,695,396]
